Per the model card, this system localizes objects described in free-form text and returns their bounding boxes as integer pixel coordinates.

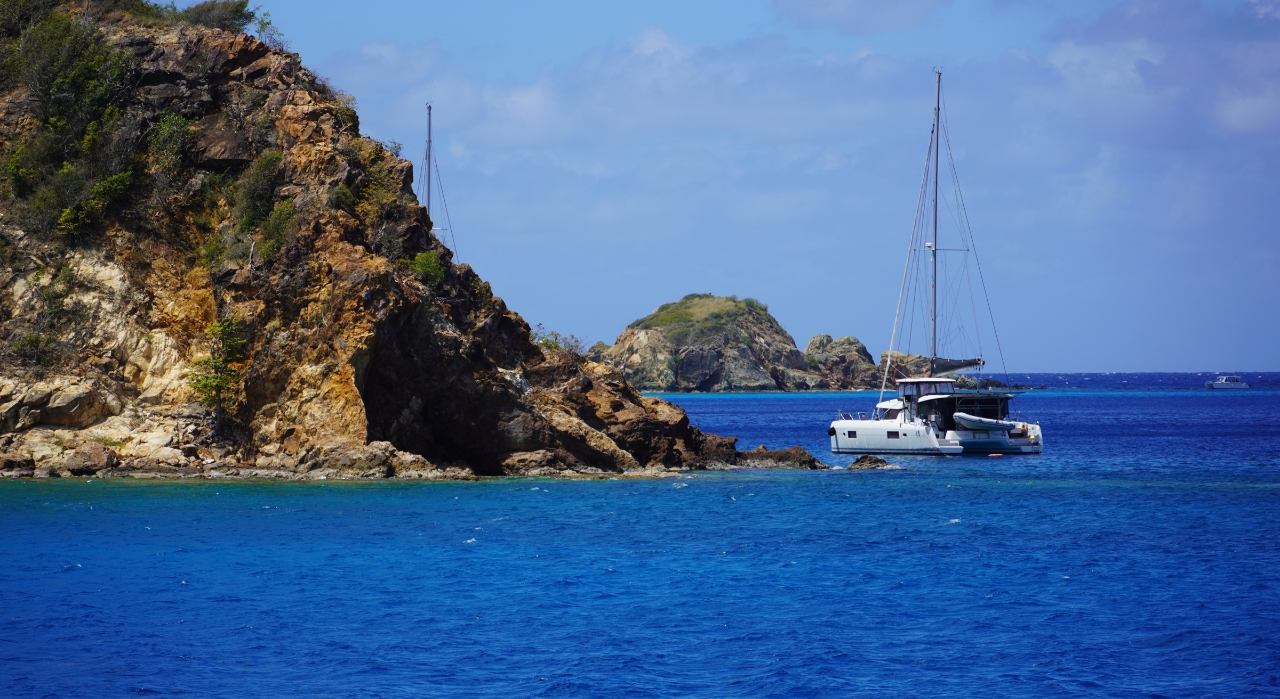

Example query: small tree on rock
[185,316,247,434]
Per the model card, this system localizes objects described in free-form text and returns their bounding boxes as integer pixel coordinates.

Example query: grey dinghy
[952,412,1019,431]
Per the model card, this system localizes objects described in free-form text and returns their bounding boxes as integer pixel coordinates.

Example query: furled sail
[931,357,984,376]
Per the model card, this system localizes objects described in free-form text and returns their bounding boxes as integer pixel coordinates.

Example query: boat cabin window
[847,431,857,439]
[887,431,899,439]
[897,382,955,397]
[883,409,900,420]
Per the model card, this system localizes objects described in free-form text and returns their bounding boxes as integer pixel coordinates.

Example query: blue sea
[2,373,1278,698]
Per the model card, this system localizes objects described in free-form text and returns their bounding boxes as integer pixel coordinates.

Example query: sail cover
[931,357,984,376]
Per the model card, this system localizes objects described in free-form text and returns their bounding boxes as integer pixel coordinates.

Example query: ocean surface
[2,374,1279,698]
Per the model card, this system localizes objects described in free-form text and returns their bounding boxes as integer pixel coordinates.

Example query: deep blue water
[3,376,1279,698]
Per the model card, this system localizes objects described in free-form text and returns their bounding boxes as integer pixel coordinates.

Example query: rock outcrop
[592,294,829,391]
[591,295,891,392]
[804,334,879,389]
[0,5,822,479]
[846,454,898,470]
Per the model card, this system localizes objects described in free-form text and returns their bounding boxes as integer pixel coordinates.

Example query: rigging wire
[940,84,1010,381]
[880,124,937,405]
[433,152,459,260]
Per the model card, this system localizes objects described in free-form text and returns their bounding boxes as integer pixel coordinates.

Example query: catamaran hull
[947,424,1043,454]
[828,418,1044,456]
[829,420,963,456]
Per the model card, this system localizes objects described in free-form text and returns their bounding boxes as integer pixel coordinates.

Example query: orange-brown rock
[0,9,822,479]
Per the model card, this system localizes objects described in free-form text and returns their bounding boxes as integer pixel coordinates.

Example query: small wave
[464,538,476,544]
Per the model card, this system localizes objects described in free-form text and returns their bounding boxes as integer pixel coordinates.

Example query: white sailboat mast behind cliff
[418,102,459,258]
[826,72,1043,457]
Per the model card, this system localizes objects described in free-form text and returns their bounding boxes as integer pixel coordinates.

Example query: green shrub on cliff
[147,112,191,175]
[234,150,282,231]
[185,316,247,432]
[2,9,137,238]
[256,197,295,262]
[532,324,586,355]
[174,0,254,32]
[11,263,82,363]
[328,183,354,210]
[0,0,58,38]
[347,141,408,229]
[407,251,445,288]
[11,10,133,121]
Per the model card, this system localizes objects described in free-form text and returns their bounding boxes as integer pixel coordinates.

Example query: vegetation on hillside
[0,1,291,249]
[532,324,585,355]
[184,316,247,433]
[628,293,782,347]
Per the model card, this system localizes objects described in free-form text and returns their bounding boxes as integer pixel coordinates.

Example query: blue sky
[254,0,1278,371]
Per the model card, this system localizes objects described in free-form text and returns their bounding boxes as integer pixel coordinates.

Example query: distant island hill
[587,294,947,392]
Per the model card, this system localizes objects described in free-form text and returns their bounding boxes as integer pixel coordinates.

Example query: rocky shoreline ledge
[0,430,828,482]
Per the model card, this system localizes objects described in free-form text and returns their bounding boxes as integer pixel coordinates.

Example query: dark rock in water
[847,454,895,470]
[731,445,829,470]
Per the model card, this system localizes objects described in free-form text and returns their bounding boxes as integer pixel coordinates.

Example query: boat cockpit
[877,378,1014,433]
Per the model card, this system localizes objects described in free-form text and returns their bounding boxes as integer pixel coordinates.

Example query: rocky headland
[0,2,823,480]
[589,294,894,392]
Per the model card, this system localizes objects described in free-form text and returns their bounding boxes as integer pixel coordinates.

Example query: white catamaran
[828,72,1043,456]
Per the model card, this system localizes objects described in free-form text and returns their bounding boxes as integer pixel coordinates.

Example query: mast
[427,101,437,217]
[930,71,940,369]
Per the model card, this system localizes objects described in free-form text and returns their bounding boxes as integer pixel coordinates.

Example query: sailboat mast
[425,102,433,218]
[930,71,941,369]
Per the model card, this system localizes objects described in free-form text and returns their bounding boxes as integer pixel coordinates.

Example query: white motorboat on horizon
[1205,375,1249,389]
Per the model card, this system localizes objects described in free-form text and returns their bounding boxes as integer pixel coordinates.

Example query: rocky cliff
[0,3,822,479]
[590,294,883,392]
[804,334,878,390]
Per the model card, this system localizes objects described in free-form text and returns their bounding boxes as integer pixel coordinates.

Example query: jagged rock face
[0,12,818,478]
[804,334,880,390]
[880,351,931,381]
[593,295,892,392]
[595,294,828,392]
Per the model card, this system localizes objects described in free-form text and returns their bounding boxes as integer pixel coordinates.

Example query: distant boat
[827,72,1042,456]
[1205,376,1249,389]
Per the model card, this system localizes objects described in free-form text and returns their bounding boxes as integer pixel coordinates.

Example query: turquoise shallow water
[2,375,1279,697]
